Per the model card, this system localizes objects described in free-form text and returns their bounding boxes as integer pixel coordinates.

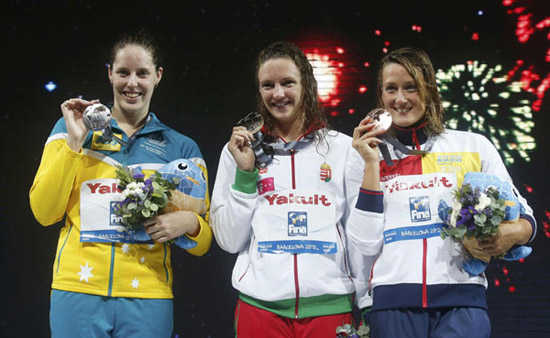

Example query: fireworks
[436,61,536,164]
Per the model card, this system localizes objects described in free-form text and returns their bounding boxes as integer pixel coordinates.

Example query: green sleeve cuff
[232,167,259,194]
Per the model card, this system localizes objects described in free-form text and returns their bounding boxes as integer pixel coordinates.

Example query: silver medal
[83,103,112,131]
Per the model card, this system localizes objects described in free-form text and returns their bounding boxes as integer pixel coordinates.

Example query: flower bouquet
[113,159,207,249]
[335,323,370,338]
[438,172,532,275]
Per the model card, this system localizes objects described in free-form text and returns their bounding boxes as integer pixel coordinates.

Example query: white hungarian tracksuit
[210,130,360,318]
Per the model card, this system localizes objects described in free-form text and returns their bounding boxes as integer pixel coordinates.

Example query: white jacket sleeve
[210,144,259,253]
[344,147,385,256]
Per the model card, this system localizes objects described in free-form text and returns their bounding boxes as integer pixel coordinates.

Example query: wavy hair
[377,47,445,135]
[255,41,327,142]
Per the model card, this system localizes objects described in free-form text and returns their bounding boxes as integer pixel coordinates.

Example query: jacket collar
[392,120,428,148]
[111,112,166,136]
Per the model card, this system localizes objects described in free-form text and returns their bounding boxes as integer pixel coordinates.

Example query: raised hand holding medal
[60,98,100,152]
[233,112,274,169]
[354,108,429,167]
[352,108,389,165]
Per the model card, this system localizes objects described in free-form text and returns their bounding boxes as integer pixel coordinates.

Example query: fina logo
[109,201,124,226]
[409,196,431,222]
[288,211,308,236]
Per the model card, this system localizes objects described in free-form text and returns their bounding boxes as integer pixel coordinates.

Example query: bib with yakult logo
[80,178,153,243]
[253,189,338,254]
[382,172,457,245]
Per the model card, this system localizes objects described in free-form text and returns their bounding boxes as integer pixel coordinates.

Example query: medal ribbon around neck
[365,108,429,166]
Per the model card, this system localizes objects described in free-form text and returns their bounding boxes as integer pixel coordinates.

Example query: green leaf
[127,202,137,210]
[474,213,486,223]
[456,227,467,237]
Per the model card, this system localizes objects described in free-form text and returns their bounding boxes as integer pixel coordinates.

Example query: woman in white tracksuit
[346,47,536,338]
[210,41,358,338]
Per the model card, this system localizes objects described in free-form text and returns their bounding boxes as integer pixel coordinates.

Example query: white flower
[122,182,146,200]
[452,201,462,212]
[475,193,491,212]
[136,190,146,201]
[449,209,459,227]
[126,182,138,190]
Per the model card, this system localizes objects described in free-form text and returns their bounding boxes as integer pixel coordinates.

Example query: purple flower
[133,172,145,180]
[460,208,473,221]
[143,179,153,193]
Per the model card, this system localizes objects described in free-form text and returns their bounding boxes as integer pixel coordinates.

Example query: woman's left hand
[144,211,200,243]
[479,218,532,256]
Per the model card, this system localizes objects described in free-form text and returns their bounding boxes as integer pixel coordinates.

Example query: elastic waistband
[372,283,487,310]
[239,292,353,319]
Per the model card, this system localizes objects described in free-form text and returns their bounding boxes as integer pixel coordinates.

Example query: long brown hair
[377,47,445,135]
[256,41,327,141]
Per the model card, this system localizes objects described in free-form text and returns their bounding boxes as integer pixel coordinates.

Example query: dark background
[2,0,549,337]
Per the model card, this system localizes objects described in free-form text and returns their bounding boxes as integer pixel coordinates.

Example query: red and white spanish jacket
[346,125,536,311]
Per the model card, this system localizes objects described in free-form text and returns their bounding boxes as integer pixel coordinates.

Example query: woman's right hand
[228,126,256,172]
[352,117,384,164]
[60,98,98,152]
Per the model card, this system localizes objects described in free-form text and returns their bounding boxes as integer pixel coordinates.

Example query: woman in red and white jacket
[346,47,536,338]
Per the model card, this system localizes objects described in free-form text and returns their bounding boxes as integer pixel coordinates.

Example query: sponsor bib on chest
[382,172,457,245]
[80,178,151,243]
[254,189,338,254]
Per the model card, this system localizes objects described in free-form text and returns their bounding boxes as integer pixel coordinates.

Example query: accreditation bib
[254,189,338,254]
[80,178,152,244]
[381,172,457,244]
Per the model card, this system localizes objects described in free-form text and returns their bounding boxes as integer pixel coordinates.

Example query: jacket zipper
[107,243,116,296]
[290,149,300,319]
[413,128,429,308]
[422,238,428,307]
[109,133,131,296]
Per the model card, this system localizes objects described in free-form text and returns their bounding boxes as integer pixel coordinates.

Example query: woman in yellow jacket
[29,30,212,337]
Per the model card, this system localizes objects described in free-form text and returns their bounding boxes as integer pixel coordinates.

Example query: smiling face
[380,62,426,128]
[258,58,304,133]
[108,44,163,119]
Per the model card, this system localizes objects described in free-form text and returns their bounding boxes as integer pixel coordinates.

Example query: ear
[107,64,113,84]
[155,67,164,86]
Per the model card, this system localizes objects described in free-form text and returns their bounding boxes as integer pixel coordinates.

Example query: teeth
[395,108,410,113]
[125,92,140,98]
[274,103,288,107]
